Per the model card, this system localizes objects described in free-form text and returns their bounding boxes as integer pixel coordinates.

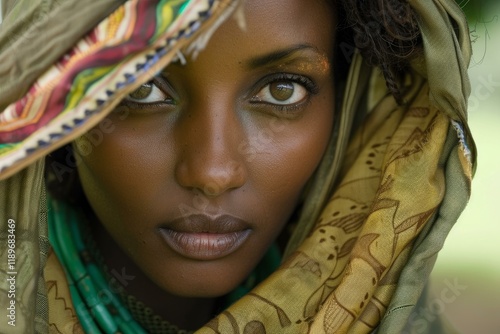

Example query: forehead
[241,0,336,46]
[185,0,336,68]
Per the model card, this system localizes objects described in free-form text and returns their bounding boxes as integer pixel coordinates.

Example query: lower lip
[159,229,251,260]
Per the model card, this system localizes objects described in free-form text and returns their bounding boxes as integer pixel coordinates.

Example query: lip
[158,214,252,260]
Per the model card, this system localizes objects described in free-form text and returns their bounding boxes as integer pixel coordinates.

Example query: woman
[0,0,475,333]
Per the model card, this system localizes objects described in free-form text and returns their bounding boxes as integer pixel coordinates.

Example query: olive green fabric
[409,0,476,167]
[377,125,470,333]
[0,1,124,332]
[0,0,126,110]
[0,161,47,333]
[377,2,475,332]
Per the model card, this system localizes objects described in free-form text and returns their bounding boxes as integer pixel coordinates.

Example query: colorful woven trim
[0,0,224,178]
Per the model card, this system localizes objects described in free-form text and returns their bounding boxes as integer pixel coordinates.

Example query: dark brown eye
[253,79,308,106]
[124,81,172,104]
[129,83,153,100]
[269,82,294,101]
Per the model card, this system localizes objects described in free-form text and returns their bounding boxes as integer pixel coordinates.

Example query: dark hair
[337,0,423,103]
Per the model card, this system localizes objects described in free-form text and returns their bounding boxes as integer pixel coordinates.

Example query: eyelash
[249,73,319,113]
[118,77,176,112]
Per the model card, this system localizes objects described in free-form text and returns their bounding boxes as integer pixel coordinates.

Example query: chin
[144,258,254,299]
[160,276,243,299]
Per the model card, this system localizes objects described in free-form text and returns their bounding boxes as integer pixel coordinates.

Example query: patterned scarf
[0,1,475,333]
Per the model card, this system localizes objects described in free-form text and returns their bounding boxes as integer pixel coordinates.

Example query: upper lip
[160,214,251,234]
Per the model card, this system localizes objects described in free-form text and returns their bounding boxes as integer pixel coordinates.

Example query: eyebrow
[246,44,320,69]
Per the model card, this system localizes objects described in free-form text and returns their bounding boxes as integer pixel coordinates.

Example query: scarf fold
[0,0,475,333]
[0,0,127,110]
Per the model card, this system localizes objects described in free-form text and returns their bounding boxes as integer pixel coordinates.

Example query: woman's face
[76,0,336,297]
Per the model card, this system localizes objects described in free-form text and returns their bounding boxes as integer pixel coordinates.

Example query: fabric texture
[0,0,475,333]
[0,0,127,110]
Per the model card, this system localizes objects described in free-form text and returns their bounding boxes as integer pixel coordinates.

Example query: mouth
[158,214,252,261]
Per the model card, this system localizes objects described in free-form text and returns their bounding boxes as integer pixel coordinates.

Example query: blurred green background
[430,0,500,333]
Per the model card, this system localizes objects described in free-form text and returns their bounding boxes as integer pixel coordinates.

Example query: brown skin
[75,0,336,329]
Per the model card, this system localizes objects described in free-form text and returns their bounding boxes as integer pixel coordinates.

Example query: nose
[174,100,247,197]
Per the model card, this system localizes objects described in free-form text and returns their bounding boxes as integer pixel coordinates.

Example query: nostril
[175,158,247,197]
[203,181,224,197]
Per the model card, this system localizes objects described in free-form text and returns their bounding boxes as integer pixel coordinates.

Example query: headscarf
[0,0,475,333]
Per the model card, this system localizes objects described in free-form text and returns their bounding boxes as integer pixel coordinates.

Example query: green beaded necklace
[48,197,281,333]
[49,197,149,333]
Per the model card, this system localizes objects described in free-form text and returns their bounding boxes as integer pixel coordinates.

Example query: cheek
[250,95,335,222]
[73,119,174,228]
[275,100,333,181]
